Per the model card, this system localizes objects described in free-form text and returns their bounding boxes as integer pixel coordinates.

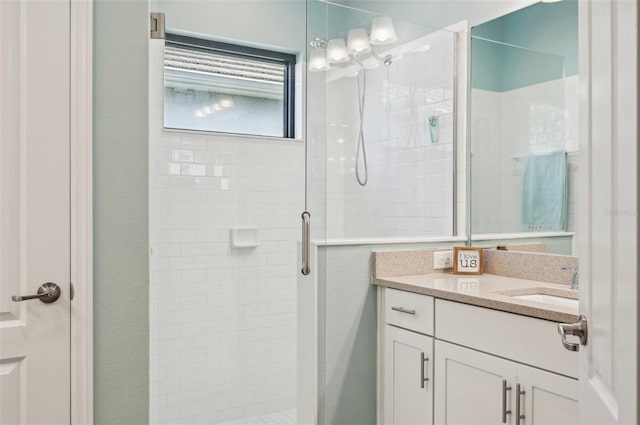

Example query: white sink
[512,294,578,309]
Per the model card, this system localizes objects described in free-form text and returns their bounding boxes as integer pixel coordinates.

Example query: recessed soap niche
[229,227,260,248]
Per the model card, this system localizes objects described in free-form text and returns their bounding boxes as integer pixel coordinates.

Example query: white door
[0,0,71,424]
[577,0,638,423]
[383,326,433,425]
[434,340,517,425]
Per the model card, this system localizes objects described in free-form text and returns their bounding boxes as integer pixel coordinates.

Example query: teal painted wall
[93,0,149,423]
[318,242,456,425]
[472,0,578,92]
[500,0,578,76]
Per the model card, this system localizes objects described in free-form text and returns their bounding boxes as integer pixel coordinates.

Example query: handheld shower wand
[309,38,393,187]
[353,53,391,187]
[354,59,368,186]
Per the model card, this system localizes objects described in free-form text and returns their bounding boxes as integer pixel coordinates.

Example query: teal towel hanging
[521,151,568,231]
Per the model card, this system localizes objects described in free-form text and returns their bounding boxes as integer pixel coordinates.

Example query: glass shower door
[305,1,458,423]
[149,2,308,424]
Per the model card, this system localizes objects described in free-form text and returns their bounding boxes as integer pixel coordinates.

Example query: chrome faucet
[561,267,579,290]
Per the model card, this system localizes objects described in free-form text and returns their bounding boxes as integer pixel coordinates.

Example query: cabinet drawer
[435,299,578,378]
[384,288,434,335]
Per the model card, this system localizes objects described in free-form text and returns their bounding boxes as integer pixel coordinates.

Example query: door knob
[557,315,588,351]
[12,282,61,303]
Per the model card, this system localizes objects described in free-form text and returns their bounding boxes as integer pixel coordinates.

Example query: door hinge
[70,281,75,301]
[150,12,165,39]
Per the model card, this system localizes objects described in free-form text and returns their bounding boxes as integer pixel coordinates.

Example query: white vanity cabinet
[434,340,578,425]
[517,363,579,425]
[378,288,578,425]
[433,340,515,424]
[384,326,433,425]
[380,289,435,425]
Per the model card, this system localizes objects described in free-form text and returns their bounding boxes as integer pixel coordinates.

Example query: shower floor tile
[216,409,296,425]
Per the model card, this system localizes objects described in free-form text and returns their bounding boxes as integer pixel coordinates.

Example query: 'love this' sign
[453,247,484,275]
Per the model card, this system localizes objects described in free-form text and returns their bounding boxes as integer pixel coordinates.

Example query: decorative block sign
[453,247,484,275]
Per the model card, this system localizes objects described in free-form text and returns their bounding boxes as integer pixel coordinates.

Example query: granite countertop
[373,273,579,323]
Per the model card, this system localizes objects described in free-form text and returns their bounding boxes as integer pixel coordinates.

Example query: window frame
[165,33,297,139]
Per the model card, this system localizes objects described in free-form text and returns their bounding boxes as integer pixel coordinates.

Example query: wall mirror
[469,0,579,255]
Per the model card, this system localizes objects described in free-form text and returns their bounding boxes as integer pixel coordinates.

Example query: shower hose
[354,60,368,186]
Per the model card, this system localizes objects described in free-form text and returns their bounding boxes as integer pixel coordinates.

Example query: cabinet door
[517,364,578,425]
[384,325,433,425]
[434,340,517,424]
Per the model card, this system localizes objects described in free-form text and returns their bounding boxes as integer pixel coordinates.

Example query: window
[164,34,296,138]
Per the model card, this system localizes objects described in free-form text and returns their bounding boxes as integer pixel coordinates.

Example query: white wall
[471,75,579,235]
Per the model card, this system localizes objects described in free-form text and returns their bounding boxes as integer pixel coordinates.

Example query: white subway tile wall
[321,29,456,238]
[471,75,579,235]
[150,40,303,425]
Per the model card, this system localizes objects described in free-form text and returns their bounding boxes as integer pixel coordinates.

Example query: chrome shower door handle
[301,211,310,275]
[12,282,61,303]
[558,315,588,351]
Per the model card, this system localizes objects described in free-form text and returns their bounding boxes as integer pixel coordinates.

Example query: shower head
[310,38,328,49]
[369,50,392,66]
